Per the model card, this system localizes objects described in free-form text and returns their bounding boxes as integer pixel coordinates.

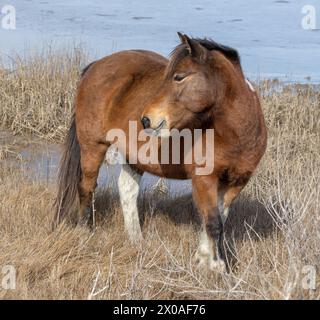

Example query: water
[1,0,320,82]
[9,139,191,195]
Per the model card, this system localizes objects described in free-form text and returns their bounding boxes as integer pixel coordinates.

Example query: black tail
[53,114,81,226]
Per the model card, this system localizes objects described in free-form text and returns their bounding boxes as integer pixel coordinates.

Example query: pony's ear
[177,32,185,43]
[177,32,208,61]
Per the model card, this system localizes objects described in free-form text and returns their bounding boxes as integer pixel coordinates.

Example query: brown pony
[55,33,267,272]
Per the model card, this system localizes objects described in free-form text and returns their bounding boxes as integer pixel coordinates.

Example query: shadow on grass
[95,184,276,241]
[80,182,277,271]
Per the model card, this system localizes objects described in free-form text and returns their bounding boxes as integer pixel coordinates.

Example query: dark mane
[166,37,241,78]
[81,61,96,78]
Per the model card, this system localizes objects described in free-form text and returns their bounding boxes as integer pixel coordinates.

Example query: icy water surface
[0,0,320,82]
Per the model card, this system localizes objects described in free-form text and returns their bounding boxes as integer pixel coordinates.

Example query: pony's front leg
[118,163,142,243]
[192,175,226,273]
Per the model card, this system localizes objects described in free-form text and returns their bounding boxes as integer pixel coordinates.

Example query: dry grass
[0,46,88,142]
[0,50,319,299]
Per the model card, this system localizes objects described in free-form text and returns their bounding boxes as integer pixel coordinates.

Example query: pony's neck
[214,96,261,152]
[212,73,259,144]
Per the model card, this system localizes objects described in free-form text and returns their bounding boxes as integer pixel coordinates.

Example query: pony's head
[141,33,243,135]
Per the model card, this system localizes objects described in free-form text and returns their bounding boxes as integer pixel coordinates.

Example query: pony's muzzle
[141,112,170,137]
[141,116,151,129]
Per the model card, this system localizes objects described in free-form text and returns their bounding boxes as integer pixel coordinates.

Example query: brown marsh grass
[0,46,88,142]
[0,49,319,299]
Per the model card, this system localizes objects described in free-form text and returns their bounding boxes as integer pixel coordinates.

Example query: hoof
[77,207,92,226]
[208,259,226,273]
[194,251,208,269]
[78,215,90,226]
[194,251,226,273]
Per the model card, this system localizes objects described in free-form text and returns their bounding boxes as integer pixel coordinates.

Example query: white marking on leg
[221,207,230,225]
[218,191,224,221]
[197,227,213,262]
[118,163,142,243]
[195,227,226,273]
[246,78,255,92]
[218,191,229,225]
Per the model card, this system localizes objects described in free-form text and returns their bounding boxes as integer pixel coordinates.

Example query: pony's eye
[173,74,187,82]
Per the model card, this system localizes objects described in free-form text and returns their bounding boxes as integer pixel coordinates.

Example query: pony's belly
[131,163,191,180]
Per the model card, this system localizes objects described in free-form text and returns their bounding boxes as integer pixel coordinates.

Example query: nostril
[141,116,151,129]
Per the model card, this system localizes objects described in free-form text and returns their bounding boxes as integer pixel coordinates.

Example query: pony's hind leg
[219,185,243,223]
[78,143,107,225]
[218,184,245,270]
[118,163,142,243]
